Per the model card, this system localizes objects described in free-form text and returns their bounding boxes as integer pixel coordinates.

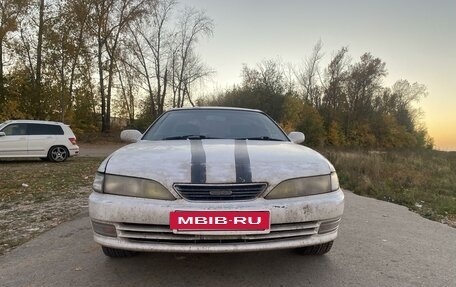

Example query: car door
[27,124,59,157]
[0,123,28,156]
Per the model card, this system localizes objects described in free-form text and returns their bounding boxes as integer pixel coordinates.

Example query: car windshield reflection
[143,109,289,142]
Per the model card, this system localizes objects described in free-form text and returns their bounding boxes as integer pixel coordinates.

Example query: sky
[185,0,456,150]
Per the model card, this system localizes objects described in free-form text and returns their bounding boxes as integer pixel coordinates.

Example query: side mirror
[0,132,5,137]
[288,132,305,144]
[120,129,142,143]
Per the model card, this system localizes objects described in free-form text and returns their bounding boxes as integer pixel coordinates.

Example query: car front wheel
[295,241,334,255]
[101,246,137,258]
[48,146,68,162]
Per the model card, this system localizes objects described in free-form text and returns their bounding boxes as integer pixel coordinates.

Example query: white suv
[0,120,79,162]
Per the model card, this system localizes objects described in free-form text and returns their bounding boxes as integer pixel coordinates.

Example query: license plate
[170,211,270,231]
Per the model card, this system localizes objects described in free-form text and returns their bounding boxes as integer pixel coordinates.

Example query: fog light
[318,217,341,234]
[91,220,117,237]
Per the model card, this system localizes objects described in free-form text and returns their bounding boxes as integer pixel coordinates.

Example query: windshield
[142,109,289,141]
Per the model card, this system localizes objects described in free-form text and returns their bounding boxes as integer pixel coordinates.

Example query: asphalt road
[1,191,455,287]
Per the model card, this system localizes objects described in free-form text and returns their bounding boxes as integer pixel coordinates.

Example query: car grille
[174,183,268,201]
[115,221,319,244]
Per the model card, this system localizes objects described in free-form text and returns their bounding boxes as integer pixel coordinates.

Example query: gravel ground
[0,187,91,254]
[0,142,126,255]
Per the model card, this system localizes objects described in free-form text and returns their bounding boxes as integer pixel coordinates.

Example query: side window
[28,124,64,135]
[49,125,64,135]
[1,123,27,136]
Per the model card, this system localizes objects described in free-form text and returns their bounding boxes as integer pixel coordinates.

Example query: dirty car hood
[101,140,332,191]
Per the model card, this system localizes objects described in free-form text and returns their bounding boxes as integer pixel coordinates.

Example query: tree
[35,0,44,114]
[129,0,175,118]
[203,48,432,149]
[43,0,93,122]
[92,0,152,132]
[326,121,345,147]
[279,94,326,147]
[144,0,174,114]
[8,0,47,119]
[344,53,387,138]
[294,40,324,107]
[390,79,427,131]
[0,0,29,104]
[321,47,349,125]
[171,7,213,108]
[240,60,286,119]
[115,48,140,123]
[347,53,386,117]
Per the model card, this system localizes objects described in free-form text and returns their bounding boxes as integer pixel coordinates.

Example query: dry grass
[0,157,102,254]
[321,149,456,226]
[0,157,101,203]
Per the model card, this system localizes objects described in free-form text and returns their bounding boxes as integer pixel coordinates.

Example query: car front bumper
[88,189,344,253]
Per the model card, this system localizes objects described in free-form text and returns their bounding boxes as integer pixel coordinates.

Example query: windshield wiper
[236,136,285,141]
[162,135,219,140]
[162,135,284,141]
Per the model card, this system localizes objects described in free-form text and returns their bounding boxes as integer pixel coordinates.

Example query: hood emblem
[209,190,233,196]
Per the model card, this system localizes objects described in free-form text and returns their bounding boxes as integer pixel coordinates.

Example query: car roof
[168,106,263,113]
[1,119,66,126]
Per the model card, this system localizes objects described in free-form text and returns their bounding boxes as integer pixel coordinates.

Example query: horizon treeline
[0,0,433,149]
[199,44,433,149]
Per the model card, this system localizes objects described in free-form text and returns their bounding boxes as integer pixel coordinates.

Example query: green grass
[321,149,456,225]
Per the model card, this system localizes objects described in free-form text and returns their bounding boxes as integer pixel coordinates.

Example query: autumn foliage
[0,1,433,149]
[201,49,433,149]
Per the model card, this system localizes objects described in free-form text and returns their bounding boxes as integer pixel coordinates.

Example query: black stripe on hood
[235,140,252,183]
[190,139,206,183]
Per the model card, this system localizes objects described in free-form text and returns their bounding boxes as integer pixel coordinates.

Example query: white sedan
[89,107,344,257]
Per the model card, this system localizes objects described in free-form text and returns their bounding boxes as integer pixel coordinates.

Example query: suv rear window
[28,123,64,135]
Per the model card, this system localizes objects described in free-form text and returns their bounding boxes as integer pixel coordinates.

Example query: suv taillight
[69,137,77,145]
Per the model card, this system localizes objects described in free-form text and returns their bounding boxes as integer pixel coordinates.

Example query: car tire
[295,241,334,255]
[47,146,69,162]
[101,246,137,258]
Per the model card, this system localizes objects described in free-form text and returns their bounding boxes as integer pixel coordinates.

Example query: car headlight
[265,172,340,199]
[93,173,175,200]
[330,171,340,191]
[92,172,105,193]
